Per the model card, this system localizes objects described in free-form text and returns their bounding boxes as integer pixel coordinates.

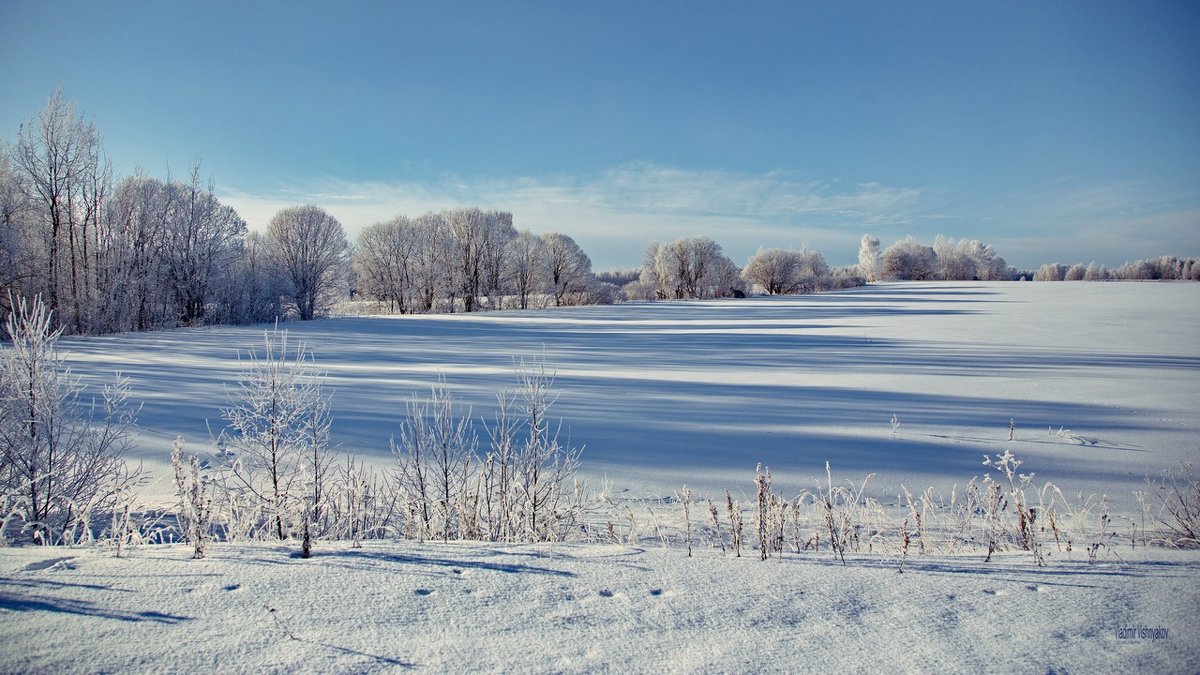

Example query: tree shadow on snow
[314,548,576,577]
[0,587,189,624]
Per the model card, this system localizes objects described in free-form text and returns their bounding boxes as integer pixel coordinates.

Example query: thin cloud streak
[218,163,926,269]
[980,179,1200,269]
[219,166,1196,271]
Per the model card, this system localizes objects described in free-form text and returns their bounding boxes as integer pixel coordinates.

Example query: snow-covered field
[3,281,1199,672]
[59,281,1200,506]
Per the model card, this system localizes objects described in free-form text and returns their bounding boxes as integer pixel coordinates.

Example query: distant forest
[1,91,1195,337]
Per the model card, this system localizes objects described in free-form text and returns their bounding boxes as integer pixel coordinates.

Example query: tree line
[0,90,356,335]
[3,91,1195,337]
[1032,256,1200,282]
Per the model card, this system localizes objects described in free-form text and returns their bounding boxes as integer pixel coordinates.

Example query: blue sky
[2,1,1197,270]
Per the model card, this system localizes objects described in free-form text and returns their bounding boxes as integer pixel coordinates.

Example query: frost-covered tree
[0,296,138,544]
[743,248,799,295]
[13,90,108,333]
[216,231,287,325]
[857,235,880,283]
[962,239,1009,280]
[934,235,976,281]
[478,211,517,309]
[1033,263,1068,281]
[641,236,742,299]
[509,229,549,310]
[445,207,489,312]
[159,165,247,325]
[541,232,594,306]
[0,146,32,327]
[266,205,349,320]
[354,215,424,313]
[103,174,171,331]
[794,249,831,294]
[487,357,583,541]
[880,237,938,281]
[743,248,831,295]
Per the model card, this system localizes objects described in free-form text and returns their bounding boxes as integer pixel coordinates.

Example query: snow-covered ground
[60,281,1200,508]
[3,281,1198,672]
[2,541,1197,673]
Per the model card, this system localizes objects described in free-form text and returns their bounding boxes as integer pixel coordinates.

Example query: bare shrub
[1149,463,1200,548]
[171,437,213,559]
[220,326,331,544]
[0,295,140,545]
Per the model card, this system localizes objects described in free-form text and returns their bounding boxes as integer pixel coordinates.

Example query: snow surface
[59,281,1200,508]
[3,281,1199,672]
[0,540,1195,672]
[1,542,1197,672]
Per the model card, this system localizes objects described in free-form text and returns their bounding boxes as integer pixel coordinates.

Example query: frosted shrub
[982,450,1045,565]
[0,295,140,545]
[392,377,477,541]
[390,356,585,544]
[480,357,585,542]
[219,326,331,543]
[1149,463,1200,548]
[329,456,397,546]
[171,437,213,559]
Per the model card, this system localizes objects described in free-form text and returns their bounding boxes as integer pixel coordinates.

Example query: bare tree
[478,210,517,310]
[13,89,107,333]
[0,146,33,325]
[541,232,594,306]
[266,205,349,320]
[160,164,247,325]
[509,229,549,310]
[354,216,421,313]
[641,236,742,299]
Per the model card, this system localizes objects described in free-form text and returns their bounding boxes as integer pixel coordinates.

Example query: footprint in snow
[982,589,1007,596]
[414,588,434,597]
[224,583,241,592]
[598,589,614,598]
[649,589,663,597]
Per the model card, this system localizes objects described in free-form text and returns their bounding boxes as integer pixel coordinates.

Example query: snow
[59,281,1200,507]
[4,281,1198,672]
[1,542,1197,672]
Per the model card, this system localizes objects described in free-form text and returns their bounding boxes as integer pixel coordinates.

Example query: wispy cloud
[978,178,1200,268]
[218,163,926,268]
[218,165,1197,270]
